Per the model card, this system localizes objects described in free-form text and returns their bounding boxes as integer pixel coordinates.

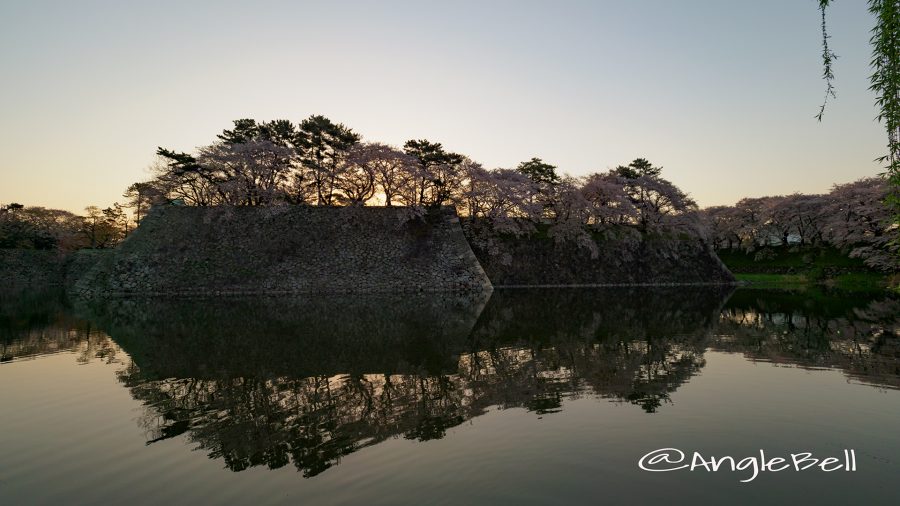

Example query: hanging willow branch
[866,0,900,223]
[817,0,838,121]
[819,0,900,256]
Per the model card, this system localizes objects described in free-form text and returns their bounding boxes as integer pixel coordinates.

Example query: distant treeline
[0,203,127,251]
[701,178,898,271]
[1,115,897,271]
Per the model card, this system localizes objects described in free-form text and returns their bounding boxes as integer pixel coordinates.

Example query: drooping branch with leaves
[819,0,900,263]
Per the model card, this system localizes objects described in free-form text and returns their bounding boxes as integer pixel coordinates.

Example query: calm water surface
[1,287,899,505]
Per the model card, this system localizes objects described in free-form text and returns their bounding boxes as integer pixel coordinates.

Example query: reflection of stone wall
[76,291,491,378]
[72,205,492,296]
[469,286,732,343]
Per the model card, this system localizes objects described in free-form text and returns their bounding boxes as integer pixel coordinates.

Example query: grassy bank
[718,247,893,292]
[733,272,888,291]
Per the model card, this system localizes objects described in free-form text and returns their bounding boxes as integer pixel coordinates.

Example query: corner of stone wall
[65,249,113,297]
[441,207,493,292]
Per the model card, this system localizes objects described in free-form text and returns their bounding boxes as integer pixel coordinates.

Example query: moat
[1,287,899,505]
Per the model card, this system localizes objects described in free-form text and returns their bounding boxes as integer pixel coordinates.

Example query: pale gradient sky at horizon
[0,0,887,212]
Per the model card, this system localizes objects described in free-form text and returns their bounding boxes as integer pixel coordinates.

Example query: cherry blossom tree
[701,205,744,250]
[771,193,828,246]
[547,176,599,258]
[733,197,776,250]
[580,172,638,226]
[700,177,897,271]
[456,165,542,230]
[345,143,418,207]
[196,140,295,206]
[334,144,380,205]
[822,177,898,270]
[610,159,697,230]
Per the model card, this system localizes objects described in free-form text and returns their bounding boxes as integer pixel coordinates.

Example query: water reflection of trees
[0,289,118,364]
[459,287,732,415]
[5,287,899,478]
[85,288,729,476]
[713,290,900,389]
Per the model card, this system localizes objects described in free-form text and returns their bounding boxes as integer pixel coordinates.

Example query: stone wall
[64,249,109,292]
[464,226,736,286]
[8,208,736,297]
[0,249,64,289]
[72,205,493,296]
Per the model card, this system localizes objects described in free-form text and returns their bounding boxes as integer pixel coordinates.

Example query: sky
[0,0,887,212]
